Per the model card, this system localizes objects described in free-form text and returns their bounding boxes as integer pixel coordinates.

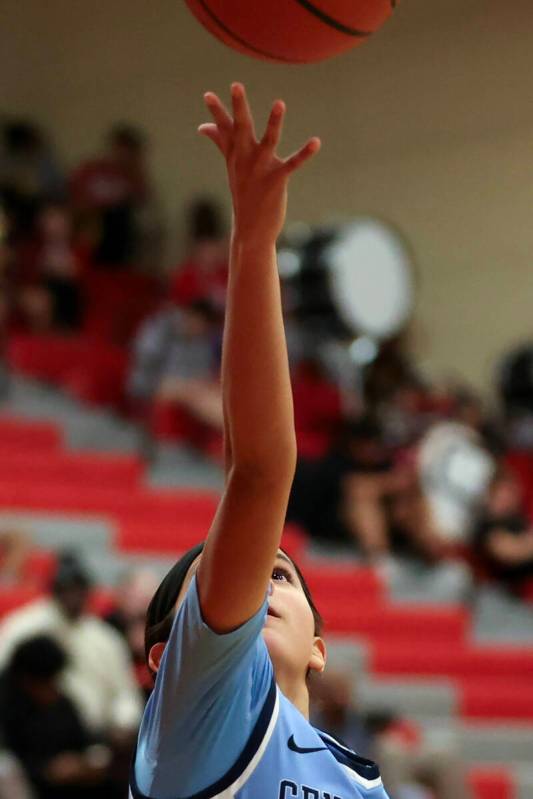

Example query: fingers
[260,101,285,153]
[231,82,256,142]
[198,123,225,155]
[204,92,233,134]
[282,137,321,174]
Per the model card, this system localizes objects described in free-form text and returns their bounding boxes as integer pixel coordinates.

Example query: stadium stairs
[1,376,533,799]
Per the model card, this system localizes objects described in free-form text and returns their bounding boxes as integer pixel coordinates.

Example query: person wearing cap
[130,86,389,799]
[0,552,143,738]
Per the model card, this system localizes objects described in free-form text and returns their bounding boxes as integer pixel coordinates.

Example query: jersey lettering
[279,780,343,799]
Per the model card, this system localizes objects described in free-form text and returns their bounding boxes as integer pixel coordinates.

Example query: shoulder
[316,729,384,792]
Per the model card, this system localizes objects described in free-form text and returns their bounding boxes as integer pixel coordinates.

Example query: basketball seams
[290,0,372,37]
[192,0,309,63]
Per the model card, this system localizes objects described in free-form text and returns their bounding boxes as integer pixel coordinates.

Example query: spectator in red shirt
[70,125,149,268]
[169,197,228,311]
[15,203,85,331]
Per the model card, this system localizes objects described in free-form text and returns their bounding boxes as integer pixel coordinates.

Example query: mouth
[267,606,281,619]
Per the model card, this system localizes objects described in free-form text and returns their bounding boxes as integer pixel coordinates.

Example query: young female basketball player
[131,83,389,799]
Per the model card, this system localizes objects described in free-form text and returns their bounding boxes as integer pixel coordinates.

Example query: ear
[309,636,327,675]
[148,642,166,674]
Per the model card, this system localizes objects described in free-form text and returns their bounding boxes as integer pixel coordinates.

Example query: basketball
[185,1,398,64]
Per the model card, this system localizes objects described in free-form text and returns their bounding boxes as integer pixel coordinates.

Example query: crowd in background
[1,116,533,799]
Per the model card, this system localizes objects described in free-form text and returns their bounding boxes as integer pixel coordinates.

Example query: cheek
[285,592,315,638]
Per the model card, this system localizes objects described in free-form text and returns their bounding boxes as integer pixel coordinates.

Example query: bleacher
[1,380,533,799]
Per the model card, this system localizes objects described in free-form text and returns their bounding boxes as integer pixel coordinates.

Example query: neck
[276,672,310,718]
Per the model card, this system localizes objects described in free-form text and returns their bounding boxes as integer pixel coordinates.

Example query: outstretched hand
[199,83,321,245]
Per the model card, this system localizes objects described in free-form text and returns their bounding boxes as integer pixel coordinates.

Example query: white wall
[2,0,532,392]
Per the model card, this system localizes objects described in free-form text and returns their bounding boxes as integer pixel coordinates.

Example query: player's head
[145,543,325,686]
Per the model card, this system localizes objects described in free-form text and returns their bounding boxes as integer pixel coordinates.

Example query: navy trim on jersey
[316,729,381,782]
[130,676,277,799]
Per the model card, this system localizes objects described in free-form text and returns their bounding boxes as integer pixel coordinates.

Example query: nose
[268,581,274,597]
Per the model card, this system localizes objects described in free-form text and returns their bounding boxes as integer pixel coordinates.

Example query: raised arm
[196,84,320,632]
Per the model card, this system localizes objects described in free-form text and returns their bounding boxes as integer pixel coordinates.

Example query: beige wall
[2,0,532,392]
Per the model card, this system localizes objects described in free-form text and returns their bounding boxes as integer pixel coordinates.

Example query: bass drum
[281,217,416,349]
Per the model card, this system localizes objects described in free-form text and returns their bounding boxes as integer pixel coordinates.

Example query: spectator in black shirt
[1,635,112,799]
[474,469,533,593]
[287,417,404,557]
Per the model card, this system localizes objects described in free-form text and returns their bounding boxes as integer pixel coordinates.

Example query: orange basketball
[185,0,399,64]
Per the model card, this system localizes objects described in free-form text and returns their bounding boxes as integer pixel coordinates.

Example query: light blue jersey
[131,575,389,799]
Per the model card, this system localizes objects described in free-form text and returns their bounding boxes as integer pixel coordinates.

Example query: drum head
[327,218,414,340]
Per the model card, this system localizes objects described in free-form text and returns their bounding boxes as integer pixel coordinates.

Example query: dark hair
[51,552,91,595]
[185,298,220,324]
[108,123,145,151]
[144,543,322,676]
[8,634,67,682]
[187,198,224,242]
[3,121,42,154]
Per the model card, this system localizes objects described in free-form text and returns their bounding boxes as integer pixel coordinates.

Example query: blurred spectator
[0,529,30,585]
[1,635,112,799]
[288,416,401,557]
[128,298,223,434]
[0,205,11,398]
[0,121,64,243]
[474,469,533,594]
[291,357,343,460]
[451,389,504,455]
[70,124,150,267]
[15,203,85,331]
[169,197,228,311]
[0,552,143,738]
[0,750,34,799]
[418,421,495,552]
[104,568,159,700]
[312,670,468,799]
[379,379,440,450]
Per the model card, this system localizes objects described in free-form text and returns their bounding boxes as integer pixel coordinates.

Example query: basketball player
[130,83,389,799]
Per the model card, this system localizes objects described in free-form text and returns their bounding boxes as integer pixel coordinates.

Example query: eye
[272,566,293,583]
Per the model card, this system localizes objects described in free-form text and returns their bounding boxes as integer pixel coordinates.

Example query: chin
[262,626,287,665]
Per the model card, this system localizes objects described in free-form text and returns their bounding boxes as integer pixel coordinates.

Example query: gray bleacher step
[473,586,533,645]
[517,766,533,799]
[322,635,369,675]
[358,676,457,720]
[64,413,140,453]
[83,550,180,586]
[0,512,112,554]
[387,558,473,605]
[1,376,140,453]
[147,443,224,491]
[457,724,533,766]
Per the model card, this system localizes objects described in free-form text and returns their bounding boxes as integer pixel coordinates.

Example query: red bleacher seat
[0,585,43,618]
[117,518,308,559]
[371,642,533,680]
[299,563,384,604]
[320,600,468,643]
[0,418,61,451]
[7,334,129,410]
[461,677,533,721]
[22,550,57,587]
[468,767,515,799]
[0,451,143,489]
[0,480,219,526]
